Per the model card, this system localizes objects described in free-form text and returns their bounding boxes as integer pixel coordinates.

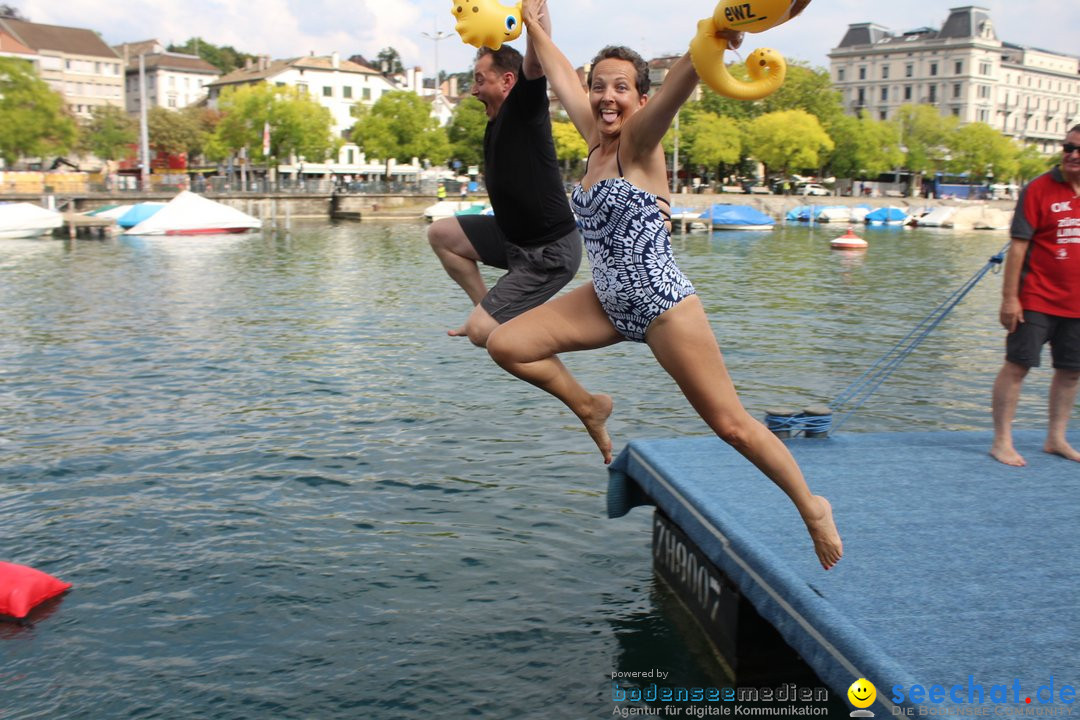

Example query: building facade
[206,53,399,139]
[829,6,1080,152]
[114,40,219,113]
[0,18,123,118]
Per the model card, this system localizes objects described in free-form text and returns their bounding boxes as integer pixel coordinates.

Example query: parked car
[798,183,830,196]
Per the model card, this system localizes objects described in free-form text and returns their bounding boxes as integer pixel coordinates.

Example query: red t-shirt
[1010,167,1080,318]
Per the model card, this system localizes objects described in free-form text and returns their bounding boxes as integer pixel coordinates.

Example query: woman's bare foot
[990,441,1026,467]
[1044,439,1080,462]
[577,393,614,464]
[802,496,843,570]
[447,325,467,337]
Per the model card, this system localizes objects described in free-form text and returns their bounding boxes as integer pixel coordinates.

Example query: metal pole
[671,111,679,196]
[138,54,151,192]
[421,29,450,100]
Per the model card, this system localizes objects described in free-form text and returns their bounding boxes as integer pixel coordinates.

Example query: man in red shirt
[991,124,1080,465]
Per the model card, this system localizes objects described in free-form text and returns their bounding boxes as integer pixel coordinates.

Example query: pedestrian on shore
[426,16,582,348]
[486,0,841,570]
[990,124,1080,466]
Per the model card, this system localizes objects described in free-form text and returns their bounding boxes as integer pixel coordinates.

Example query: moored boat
[123,192,261,235]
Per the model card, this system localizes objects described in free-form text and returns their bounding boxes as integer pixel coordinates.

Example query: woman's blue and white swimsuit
[571,176,696,342]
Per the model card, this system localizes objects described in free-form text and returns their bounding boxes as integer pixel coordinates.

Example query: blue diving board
[608,429,1080,713]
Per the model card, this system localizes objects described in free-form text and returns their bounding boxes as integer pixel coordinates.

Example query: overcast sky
[15,0,1080,77]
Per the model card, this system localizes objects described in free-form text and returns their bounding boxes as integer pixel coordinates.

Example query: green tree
[148,106,203,156]
[827,114,903,179]
[350,90,449,165]
[894,104,957,177]
[1014,143,1053,183]
[684,112,742,181]
[446,96,487,168]
[208,83,339,163]
[0,4,27,19]
[167,38,256,74]
[945,122,1018,184]
[79,104,137,161]
[375,47,405,75]
[744,109,833,176]
[759,63,844,128]
[551,119,587,177]
[0,58,78,165]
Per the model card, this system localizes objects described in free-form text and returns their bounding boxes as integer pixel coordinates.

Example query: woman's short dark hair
[476,45,523,77]
[586,46,650,95]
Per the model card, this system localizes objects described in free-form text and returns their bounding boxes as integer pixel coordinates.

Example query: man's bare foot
[1044,440,1080,462]
[447,326,467,337]
[578,393,614,464]
[990,442,1026,467]
[802,496,843,570]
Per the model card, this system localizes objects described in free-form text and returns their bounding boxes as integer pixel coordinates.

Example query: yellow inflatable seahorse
[690,0,796,101]
[451,0,523,50]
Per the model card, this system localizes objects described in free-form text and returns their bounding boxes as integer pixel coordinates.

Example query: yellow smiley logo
[847,678,876,708]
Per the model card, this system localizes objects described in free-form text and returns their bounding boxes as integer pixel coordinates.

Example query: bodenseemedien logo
[848,678,877,717]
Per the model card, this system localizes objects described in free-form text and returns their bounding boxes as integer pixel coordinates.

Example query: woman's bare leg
[646,296,843,570]
[487,284,624,463]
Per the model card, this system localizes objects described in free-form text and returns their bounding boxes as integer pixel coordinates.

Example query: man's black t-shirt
[483,73,577,247]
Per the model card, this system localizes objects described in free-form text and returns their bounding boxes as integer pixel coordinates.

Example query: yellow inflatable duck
[451,0,523,50]
[690,0,796,100]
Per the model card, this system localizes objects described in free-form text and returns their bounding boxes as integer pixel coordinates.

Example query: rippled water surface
[0,221,1042,718]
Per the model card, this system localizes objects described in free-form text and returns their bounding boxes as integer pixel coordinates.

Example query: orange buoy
[831,226,867,250]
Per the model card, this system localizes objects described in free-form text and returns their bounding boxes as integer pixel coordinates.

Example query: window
[362,87,371,100]
[954,60,963,74]
[881,65,889,80]
[880,110,888,120]
[904,85,912,101]
[297,83,308,94]
[929,85,937,102]
[880,87,888,102]
[858,66,866,80]
[905,63,913,78]
[980,62,991,75]
[930,62,938,76]
[978,85,990,99]
[951,108,959,117]
[343,86,352,99]
[323,86,333,97]
[857,87,865,105]
[953,83,961,98]
[837,68,845,82]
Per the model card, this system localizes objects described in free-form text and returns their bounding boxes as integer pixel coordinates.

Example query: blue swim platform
[608,429,1080,713]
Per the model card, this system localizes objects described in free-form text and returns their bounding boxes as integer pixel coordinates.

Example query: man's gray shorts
[1006,310,1080,370]
[458,214,582,324]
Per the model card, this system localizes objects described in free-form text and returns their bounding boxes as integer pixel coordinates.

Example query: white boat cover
[124,191,261,235]
[0,202,63,238]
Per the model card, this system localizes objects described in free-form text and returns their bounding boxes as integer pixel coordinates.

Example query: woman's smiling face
[588,58,647,135]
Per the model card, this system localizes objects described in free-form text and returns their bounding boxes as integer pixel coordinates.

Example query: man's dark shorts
[1006,310,1080,370]
[458,214,582,324]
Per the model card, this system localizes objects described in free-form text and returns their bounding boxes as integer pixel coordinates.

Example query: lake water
[0,221,1049,718]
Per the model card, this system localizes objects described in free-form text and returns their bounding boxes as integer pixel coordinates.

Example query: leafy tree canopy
[350,90,449,165]
[828,114,903,179]
[0,57,78,165]
[744,109,834,175]
[79,104,136,161]
[167,38,256,74]
[207,83,339,163]
[375,47,405,75]
[446,97,487,168]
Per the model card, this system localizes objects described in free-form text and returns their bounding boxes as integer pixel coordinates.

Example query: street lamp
[421,29,451,100]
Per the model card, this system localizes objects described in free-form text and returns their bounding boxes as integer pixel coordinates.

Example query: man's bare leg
[427,217,487,335]
[991,360,1029,466]
[1045,368,1080,461]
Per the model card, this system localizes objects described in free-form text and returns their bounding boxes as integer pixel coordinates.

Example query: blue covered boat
[116,202,166,229]
[699,204,774,230]
[864,206,909,225]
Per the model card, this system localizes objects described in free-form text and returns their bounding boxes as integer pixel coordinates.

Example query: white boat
[423,200,487,222]
[123,192,261,236]
[699,204,775,230]
[0,202,63,239]
[814,206,852,223]
[911,206,957,227]
[949,206,1012,231]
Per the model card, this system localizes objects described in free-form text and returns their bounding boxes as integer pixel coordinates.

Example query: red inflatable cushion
[0,562,72,618]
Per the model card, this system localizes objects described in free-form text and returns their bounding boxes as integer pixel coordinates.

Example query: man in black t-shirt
[427,14,582,348]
